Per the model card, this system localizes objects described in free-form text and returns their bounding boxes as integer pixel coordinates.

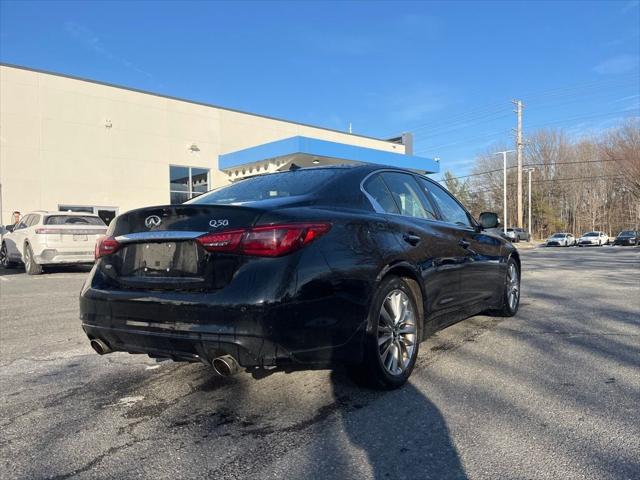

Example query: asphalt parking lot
[1,247,639,479]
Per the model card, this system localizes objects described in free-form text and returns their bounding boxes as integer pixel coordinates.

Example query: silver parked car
[546,233,575,247]
[1,211,107,274]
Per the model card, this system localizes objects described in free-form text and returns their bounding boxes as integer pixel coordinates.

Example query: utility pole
[524,168,535,238]
[513,99,524,228]
[494,150,515,234]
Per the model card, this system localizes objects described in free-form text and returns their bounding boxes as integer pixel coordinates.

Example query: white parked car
[546,232,576,247]
[0,211,107,274]
[577,231,609,247]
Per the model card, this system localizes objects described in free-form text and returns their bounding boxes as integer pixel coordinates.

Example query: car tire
[0,242,17,269]
[347,275,421,390]
[494,258,520,317]
[24,244,43,275]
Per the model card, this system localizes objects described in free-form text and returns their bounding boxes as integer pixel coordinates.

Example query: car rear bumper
[613,239,637,246]
[80,286,368,368]
[36,248,94,264]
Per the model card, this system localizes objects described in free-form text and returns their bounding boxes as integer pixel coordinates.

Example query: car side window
[27,214,40,226]
[418,178,472,228]
[363,174,400,214]
[380,172,437,220]
[15,215,31,230]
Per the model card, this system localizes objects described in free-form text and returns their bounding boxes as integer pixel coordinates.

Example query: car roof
[27,211,99,217]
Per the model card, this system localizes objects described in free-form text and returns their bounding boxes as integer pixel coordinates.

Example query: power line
[415,108,639,156]
[397,73,640,137]
[434,158,622,182]
[469,174,626,194]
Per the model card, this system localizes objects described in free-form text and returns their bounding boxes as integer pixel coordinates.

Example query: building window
[170,166,210,204]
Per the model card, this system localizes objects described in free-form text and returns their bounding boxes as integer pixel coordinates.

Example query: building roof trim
[0,62,400,145]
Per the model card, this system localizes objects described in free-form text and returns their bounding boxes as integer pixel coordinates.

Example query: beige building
[0,64,426,226]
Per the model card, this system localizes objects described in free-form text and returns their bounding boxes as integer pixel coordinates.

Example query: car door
[6,215,31,260]
[417,177,504,307]
[364,171,466,316]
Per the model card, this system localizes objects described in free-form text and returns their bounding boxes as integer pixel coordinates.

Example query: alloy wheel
[24,247,32,271]
[507,263,520,311]
[378,289,417,376]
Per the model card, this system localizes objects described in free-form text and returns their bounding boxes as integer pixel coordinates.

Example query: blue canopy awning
[218,136,439,175]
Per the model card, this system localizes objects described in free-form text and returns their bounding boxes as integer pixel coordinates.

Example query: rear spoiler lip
[115,231,205,244]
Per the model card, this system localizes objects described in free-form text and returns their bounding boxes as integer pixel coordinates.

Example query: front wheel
[0,242,17,269]
[348,276,421,390]
[495,258,520,317]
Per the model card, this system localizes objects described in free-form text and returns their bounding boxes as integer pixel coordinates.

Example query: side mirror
[4,224,15,233]
[479,212,500,229]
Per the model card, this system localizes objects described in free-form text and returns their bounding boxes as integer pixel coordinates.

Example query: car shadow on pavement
[327,368,468,480]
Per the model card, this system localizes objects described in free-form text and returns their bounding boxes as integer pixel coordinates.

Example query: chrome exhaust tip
[90,338,112,355]
[212,355,240,376]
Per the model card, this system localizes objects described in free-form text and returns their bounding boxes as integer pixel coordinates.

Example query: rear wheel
[0,242,17,269]
[495,258,520,317]
[24,244,43,275]
[348,276,421,390]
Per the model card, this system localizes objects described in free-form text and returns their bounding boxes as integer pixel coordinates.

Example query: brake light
[196,223,331,257]
[95,235,120,259]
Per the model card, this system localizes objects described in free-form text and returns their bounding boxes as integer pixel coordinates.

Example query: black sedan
[613,230,639,246]
[81,165,520,389]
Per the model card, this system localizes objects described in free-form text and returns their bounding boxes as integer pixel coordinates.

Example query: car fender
[374,260,427,331]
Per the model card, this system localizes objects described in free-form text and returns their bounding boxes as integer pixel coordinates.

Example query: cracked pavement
[1,247,639,479]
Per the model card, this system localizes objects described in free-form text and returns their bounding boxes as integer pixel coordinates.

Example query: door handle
[458,239,470,249]
[403,233,421,246]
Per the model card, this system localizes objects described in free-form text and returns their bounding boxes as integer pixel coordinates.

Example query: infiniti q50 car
[80,165,520,389]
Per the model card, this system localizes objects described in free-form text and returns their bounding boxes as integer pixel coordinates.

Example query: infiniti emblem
[145,215,162,228]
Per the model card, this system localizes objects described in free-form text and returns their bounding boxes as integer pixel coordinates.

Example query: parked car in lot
[502,228,517,242]
[512,227,531,242]
[613,230,639,246]
[0,211,107,274]
[500,227,530,243]
[546,232,576,247]
[80,165,521,389]
[577,231,609,246]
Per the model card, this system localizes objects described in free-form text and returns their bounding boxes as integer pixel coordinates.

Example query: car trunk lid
[102,204,265,291]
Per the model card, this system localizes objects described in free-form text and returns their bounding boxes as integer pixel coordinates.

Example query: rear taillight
[196,223,331,257]
[95,235,120,259]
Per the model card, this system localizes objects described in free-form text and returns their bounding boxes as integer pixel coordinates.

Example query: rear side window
[363,175,399,214]
[379,172,437,220]
[45,215,105,225]
[25,214,40,227]
[419,179,472,227]
[189,169,340,205]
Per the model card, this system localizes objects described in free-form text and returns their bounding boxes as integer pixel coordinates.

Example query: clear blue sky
[1,0,639,177]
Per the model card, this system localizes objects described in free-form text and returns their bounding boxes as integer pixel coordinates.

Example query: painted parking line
[0,276,9,282]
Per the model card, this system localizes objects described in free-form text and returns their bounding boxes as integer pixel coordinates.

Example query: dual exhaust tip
[212,354,240,377]
[90,338,240,377]
[90,338,112,355]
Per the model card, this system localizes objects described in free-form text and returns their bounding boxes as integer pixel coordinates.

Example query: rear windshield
[45,215,105,225]
[189,169,340,205]
[584,232,599,237]
[618,231,635,236]
[552,234,566,238]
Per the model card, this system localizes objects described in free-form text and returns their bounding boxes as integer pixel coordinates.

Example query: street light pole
[524,168,535,238]
[494,150,515,234]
